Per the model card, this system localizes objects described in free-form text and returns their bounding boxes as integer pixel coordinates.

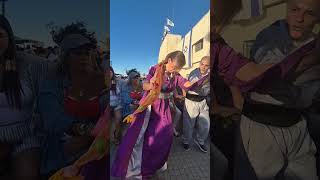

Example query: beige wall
[221,0,320,57]
[184,11,210,77]
[158,34,182,63]
[158,10,210,78]
[221,1,287,57]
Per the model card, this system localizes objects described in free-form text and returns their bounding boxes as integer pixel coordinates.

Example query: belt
[242,102,302,127]
[158,93,171,99]
[186,93,206,102]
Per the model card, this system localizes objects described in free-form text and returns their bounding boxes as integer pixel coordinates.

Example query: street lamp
[0,0,8,16]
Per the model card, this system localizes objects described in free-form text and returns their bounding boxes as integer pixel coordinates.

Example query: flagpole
[172,0,174,21]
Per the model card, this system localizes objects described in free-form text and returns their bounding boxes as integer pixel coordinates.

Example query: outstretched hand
[63,165,80,178]
[123,115,135,124]
[211,103,241,119]
[149,76,158,90]
[312,31,320,58]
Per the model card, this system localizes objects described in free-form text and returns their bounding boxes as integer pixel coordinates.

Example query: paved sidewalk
[153,136,210,180]
[110,135,210,180]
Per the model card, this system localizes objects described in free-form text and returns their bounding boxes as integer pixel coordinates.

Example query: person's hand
[308,31,320,59]
[175,95,185,101]
[211,104,241,119]
[63,165,79,178]
[150,76,156,84]
[296,32,320,73]
[312,31,320,58]
[148,76,157,89]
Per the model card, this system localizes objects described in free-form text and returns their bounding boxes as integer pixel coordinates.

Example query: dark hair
[162,51,186,68]
[50,22,97,47]
[0,15,22,109]
[109,65,115,80]
[126,68,141,85]
[109,65,118,94]
[126,68,140,76]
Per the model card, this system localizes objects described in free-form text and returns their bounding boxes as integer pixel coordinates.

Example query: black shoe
[173,128,180,137]
[194,140,208,153]
[183,143,190,151]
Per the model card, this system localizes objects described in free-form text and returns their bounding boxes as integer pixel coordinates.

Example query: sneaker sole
[194,139,207,153]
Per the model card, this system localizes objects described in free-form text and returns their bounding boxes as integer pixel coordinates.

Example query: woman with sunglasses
[38,23,108,179]
[119,69,143,118]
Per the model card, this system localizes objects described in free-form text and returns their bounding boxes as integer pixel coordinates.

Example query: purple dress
[80,156,108,180]
[111,66,207,179]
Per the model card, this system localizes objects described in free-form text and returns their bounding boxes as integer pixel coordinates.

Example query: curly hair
[49,21,97,47]
[126,68,140,76]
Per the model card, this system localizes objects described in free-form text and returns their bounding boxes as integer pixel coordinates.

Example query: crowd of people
[15,46,60,61]
[0,15,109,180]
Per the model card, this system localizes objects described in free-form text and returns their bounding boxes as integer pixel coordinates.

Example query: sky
[5,0,108,47]
[111,0,209,75]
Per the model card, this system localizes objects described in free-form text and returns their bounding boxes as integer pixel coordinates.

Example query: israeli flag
[164,25,171,32]
[166,18,174,27]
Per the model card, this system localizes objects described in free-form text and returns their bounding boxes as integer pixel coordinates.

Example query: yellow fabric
[123,63,165,123]
[49,107,110,180]
[48,170,84,180]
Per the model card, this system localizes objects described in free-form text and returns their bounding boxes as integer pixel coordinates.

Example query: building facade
[158,11,210,78]
[220,0,319,58]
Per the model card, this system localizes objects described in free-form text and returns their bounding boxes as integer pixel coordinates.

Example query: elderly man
[182,56,210,152]
[236,0,320,179]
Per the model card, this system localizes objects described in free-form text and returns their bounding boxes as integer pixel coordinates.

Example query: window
[193,39,203,53]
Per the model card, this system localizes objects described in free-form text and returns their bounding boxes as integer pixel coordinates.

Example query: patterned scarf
[49,106,110,180]
[123,62,165,123]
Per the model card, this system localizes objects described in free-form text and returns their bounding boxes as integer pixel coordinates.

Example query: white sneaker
[159,162,168,171]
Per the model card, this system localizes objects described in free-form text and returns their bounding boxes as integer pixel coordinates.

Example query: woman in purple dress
[111,51,208,179]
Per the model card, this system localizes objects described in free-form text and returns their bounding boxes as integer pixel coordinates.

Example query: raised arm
[143,66,157,91]
[212,37,274,92]
[143,81,153,91]
[175,73,209,91]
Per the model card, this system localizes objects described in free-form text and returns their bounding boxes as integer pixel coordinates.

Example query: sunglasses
[133,75,140,79]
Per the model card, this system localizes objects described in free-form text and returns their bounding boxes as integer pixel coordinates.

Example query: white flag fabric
[183,31,192,68]
[164,25,171,32]
[166,18,174,27]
